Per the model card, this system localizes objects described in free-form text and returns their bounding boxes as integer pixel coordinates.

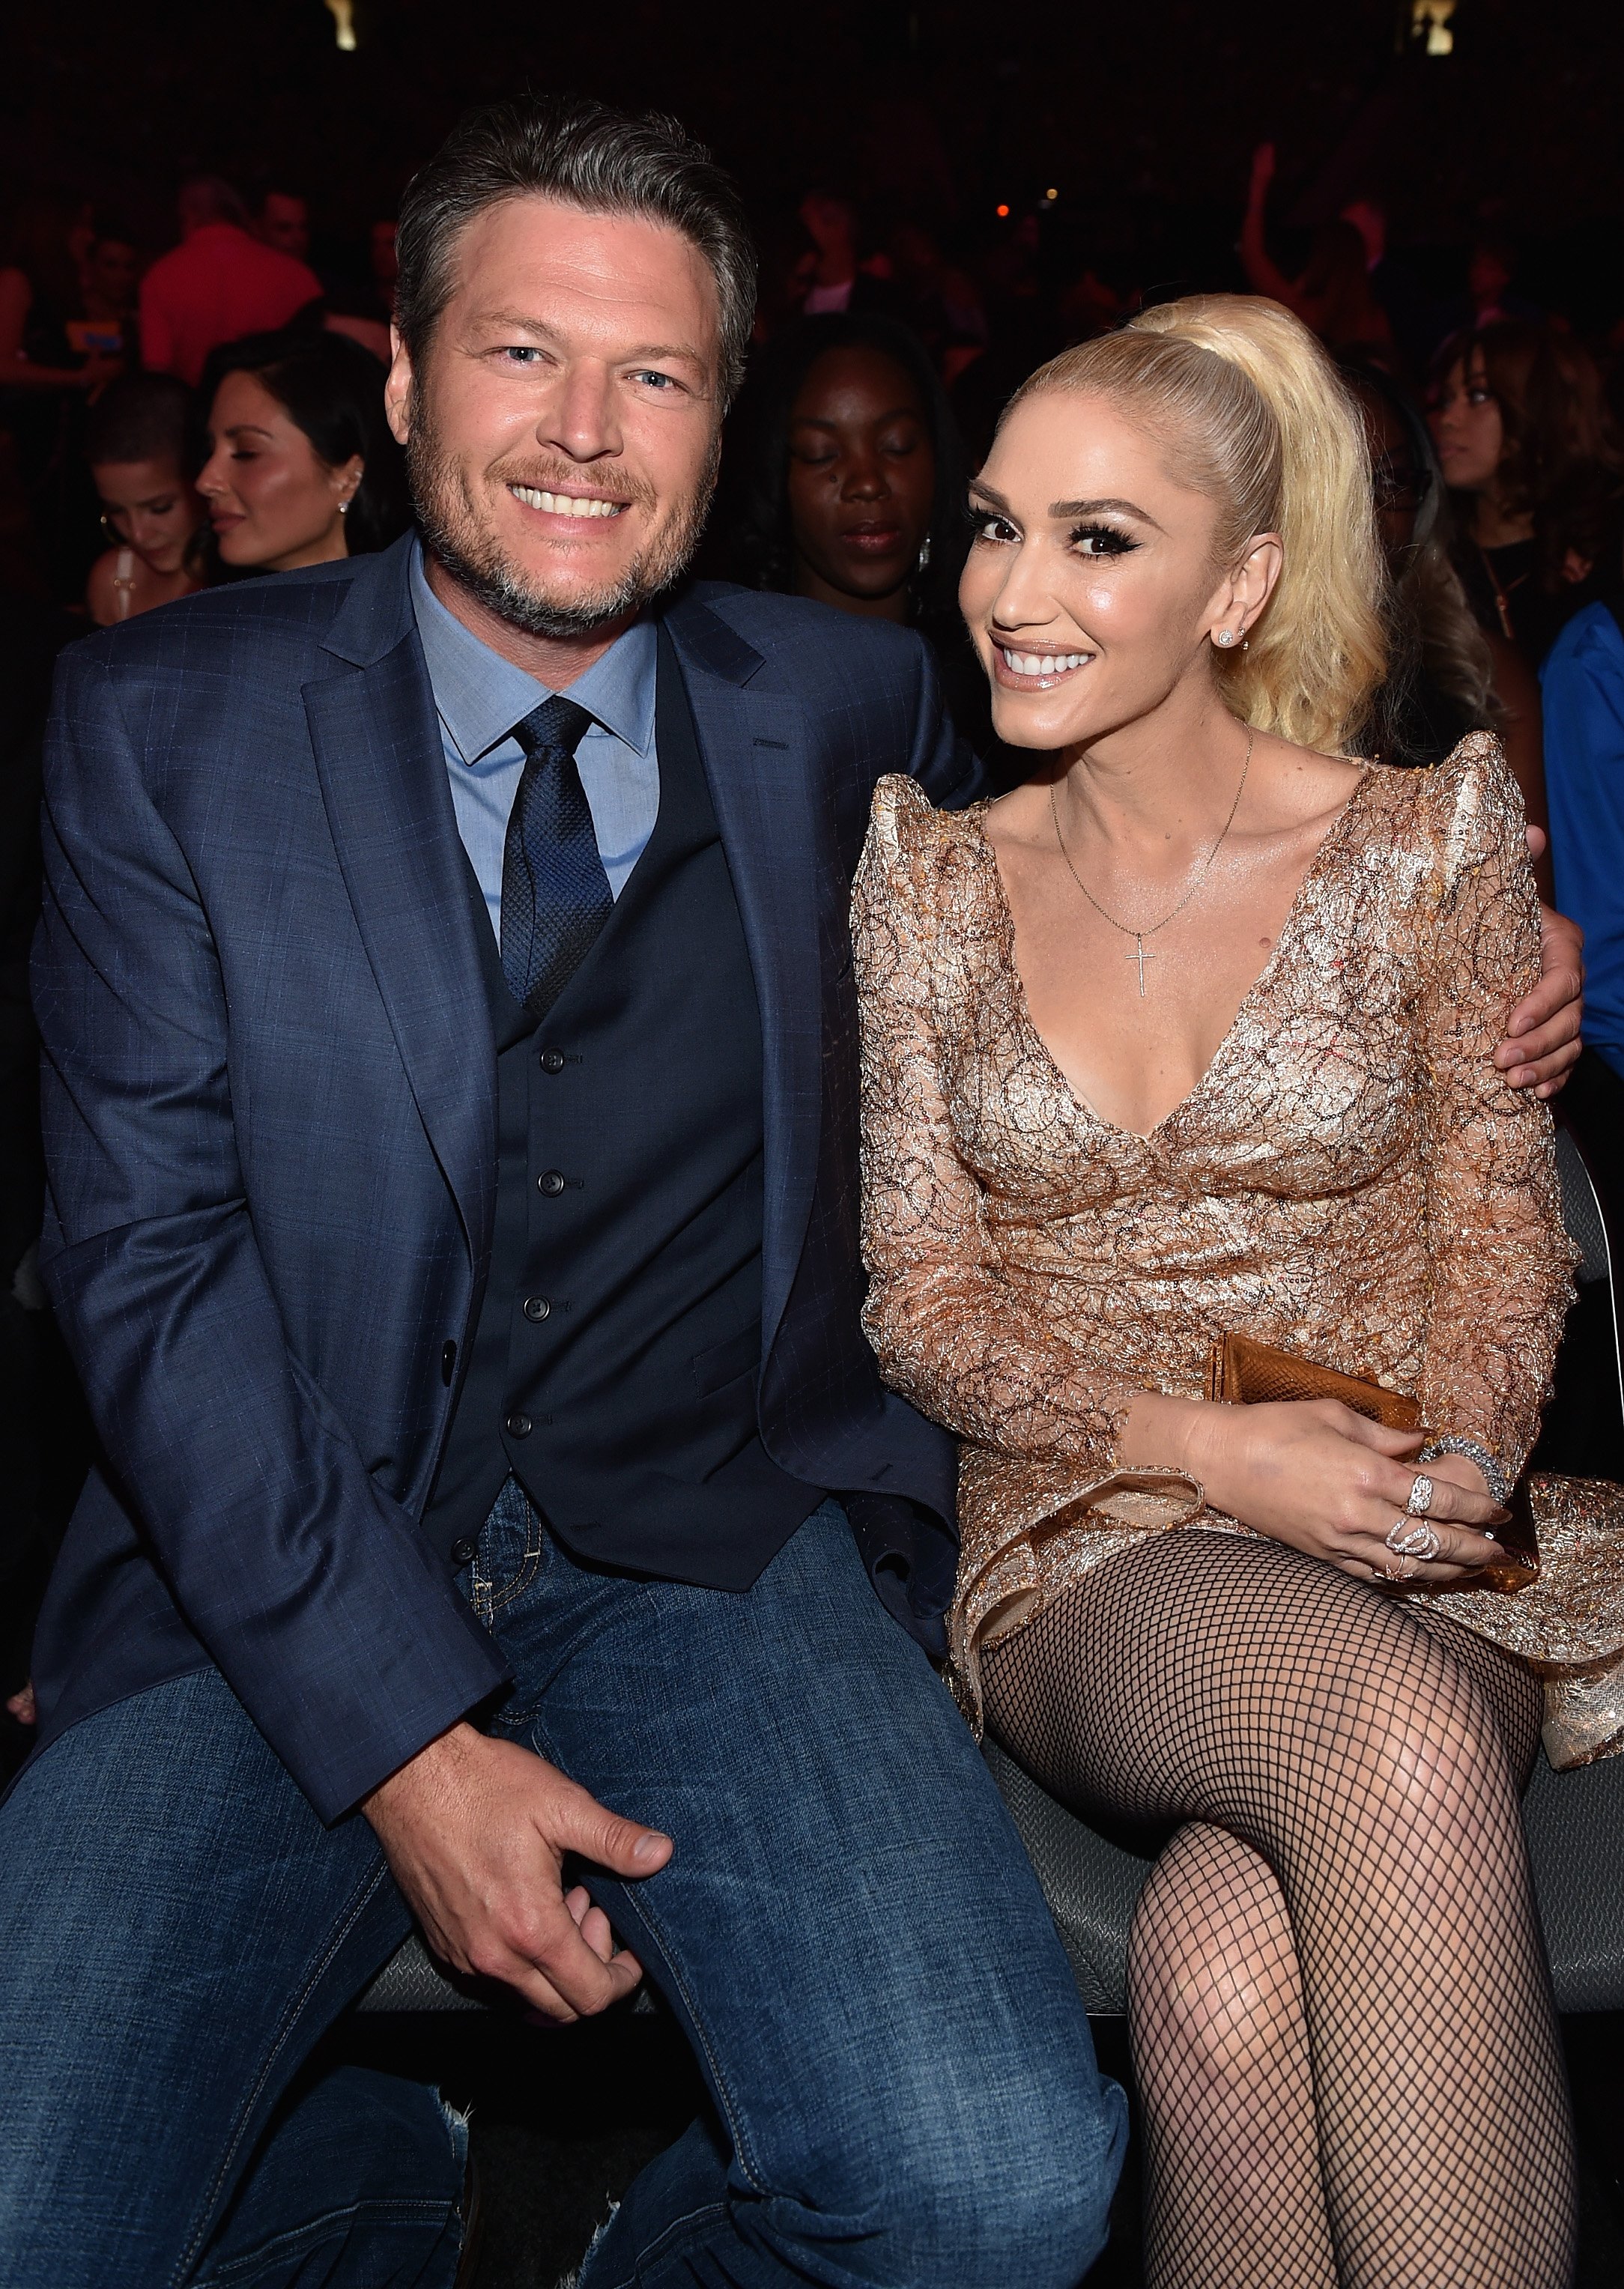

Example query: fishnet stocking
[981,1531,1576,2289]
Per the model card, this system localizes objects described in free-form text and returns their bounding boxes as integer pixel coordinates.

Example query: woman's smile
[991,643,1094,688]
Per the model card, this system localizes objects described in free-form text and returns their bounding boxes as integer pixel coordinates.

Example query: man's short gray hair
[396,95,757,404]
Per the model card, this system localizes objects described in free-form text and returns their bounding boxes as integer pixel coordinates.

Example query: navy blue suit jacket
[30,536,986,1822]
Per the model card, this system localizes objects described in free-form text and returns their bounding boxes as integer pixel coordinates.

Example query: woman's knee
[1127,1834,1302,2098]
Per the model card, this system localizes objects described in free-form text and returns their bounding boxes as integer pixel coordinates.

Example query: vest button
[540,1049,566,1073]
[537,1170,566,1197]
[504,1411,533,1438]
[522,1294,551,1322]
[450,1538,477,1567]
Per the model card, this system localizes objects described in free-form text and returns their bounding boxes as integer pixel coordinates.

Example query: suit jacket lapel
[661,604,824,1360]
[306,554,496,1260]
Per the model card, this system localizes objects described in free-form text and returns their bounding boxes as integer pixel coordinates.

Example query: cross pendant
[1127,936,1155,995]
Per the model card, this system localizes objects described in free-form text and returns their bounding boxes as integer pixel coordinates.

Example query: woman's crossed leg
[982,1529,1575,2289]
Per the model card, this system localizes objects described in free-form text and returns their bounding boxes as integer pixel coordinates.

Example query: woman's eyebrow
[1049,494,1164,529]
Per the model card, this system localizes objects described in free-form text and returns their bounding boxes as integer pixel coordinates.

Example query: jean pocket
[470,1480,548,1624]
[691,1321,760,1398]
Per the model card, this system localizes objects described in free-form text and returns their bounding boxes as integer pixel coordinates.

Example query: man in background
[140,176,321,385]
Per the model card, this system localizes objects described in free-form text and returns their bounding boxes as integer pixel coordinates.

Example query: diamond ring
[1386,1518,1441,1562]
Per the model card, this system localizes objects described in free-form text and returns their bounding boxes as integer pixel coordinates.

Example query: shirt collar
[408,538,657,766]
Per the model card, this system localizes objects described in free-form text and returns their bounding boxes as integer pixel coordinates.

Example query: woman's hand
[1124,1391,1507,1583]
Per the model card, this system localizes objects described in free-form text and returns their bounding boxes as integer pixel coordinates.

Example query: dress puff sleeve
[1415,733,1576,1476]
[852,774,1143,1476]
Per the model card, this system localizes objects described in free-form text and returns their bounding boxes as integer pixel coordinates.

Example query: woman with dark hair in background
[196,327,409,574]
[1345,360,1551,880]
[1432,318,1624,668]
[721,310,1025,780]
[84,372,206,625]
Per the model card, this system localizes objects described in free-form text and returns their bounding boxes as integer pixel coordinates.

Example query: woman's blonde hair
[1003,294,1387,754]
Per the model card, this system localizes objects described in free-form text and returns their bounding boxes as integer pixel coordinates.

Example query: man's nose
[539,363,622,462]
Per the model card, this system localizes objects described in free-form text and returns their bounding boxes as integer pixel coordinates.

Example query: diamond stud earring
[1214,628,1235,647]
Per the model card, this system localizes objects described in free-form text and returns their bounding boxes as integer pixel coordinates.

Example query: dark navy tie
[499,695,610,1014]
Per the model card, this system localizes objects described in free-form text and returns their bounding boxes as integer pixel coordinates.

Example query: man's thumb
[558,1784,673,1877]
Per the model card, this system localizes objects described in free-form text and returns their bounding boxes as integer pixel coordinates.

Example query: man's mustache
[488,461,656,513]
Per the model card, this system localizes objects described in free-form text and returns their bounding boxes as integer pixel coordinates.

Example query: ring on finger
[1407,1473,1435,1518]
[1385,1517,1441,1562]
[1382,1552,1413,1580]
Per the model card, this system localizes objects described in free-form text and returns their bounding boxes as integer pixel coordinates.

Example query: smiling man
[0,99,1135,2289]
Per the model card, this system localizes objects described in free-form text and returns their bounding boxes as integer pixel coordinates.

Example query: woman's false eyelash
[1068,521,1137,557]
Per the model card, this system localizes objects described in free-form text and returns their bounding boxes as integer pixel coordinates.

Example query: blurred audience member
[141,178,322,386]
[0,195,120,399]
[1322,191,1434,371]
[722,312,1022,780]
[1540,588,1624,1201]
[369,219,399,318]
[1463,233,1540,330]
[83,372,205,624]
[1348,361,1551,892]
[1241,147,1393,359]
[1432,320,1624,667]
[196,328,408,573]
[257,189,312,264]
[69,222,141,363]
[795,190,897,318]
[885,219,987,370]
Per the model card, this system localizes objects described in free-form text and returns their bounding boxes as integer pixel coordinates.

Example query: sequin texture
[852,735,1624,1765]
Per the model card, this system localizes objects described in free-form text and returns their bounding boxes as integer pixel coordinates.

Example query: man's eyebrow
[476,311,709,366]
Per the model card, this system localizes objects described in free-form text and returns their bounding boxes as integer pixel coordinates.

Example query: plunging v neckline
[974,768,1375,1145]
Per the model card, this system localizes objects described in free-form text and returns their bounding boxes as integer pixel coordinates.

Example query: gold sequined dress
[853,735,1624,1769]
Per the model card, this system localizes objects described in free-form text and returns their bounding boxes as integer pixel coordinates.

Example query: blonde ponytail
[1005,295,1387,754]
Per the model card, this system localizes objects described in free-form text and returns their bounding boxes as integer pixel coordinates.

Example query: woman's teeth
[509,485,625,518]
[999,648,1088,676]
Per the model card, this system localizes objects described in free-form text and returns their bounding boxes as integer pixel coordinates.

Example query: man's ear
[384,332,413,448]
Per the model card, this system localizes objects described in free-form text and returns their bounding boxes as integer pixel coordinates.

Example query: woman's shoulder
[866,773,991,870]
[1362,732,1528,881]
[856,775,995,931]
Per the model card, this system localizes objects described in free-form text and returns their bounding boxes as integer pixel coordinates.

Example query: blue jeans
[0,1495,1125,2287]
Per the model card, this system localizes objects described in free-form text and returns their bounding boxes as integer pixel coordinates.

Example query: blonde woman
[854,297,1624,2287]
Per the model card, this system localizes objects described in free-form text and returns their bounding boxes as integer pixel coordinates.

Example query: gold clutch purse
[1207,1333,1539,1592]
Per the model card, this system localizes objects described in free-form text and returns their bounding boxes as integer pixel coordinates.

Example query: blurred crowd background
[7,0,1624,1772]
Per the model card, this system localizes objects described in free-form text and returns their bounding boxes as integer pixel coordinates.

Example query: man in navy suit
[0,98,1129,2288]
[0,98,1584,2288]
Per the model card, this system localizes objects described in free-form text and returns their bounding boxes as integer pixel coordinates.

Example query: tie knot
[513,694,593,762]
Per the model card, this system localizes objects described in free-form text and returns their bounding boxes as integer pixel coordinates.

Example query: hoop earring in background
[916,534,932,572]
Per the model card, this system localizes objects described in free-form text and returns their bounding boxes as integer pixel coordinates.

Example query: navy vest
[424,629,822,1584]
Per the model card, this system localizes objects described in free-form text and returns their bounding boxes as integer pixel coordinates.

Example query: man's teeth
[1000,648,1089,676]
[509,485,625,518]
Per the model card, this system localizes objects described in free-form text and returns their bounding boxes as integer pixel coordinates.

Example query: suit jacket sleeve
[34,649,508,1822]
[904,631,991,813]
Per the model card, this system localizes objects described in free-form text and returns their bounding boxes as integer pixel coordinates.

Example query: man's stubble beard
[406,387,718,640]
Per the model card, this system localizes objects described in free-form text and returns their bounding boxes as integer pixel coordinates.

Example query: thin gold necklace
[1049,728,1255,996]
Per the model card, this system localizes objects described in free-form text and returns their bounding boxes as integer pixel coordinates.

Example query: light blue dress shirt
[408,542,660,941]
[1542,600,1624,1081]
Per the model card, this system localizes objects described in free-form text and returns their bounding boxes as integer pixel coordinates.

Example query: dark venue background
[7,0,1624,339]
